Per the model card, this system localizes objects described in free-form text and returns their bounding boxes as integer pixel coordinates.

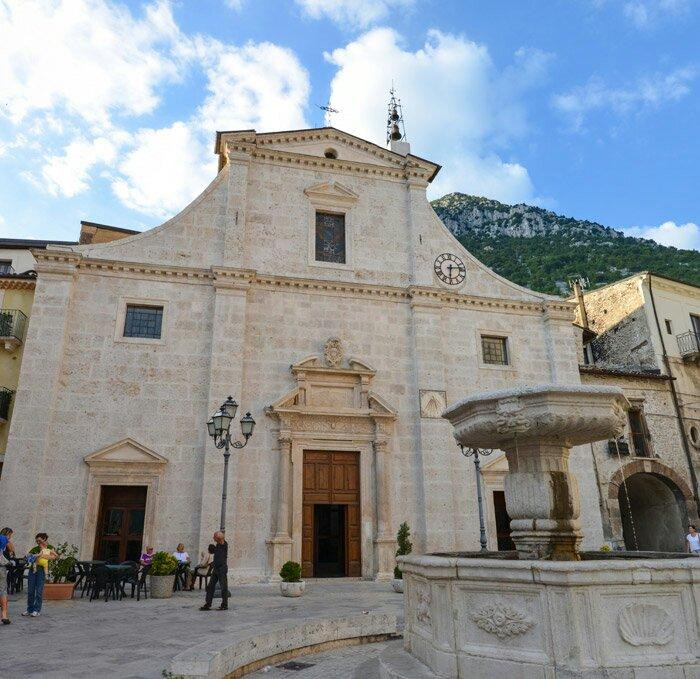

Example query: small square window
[123,305,163,339]
[0,260,13,274]
[315,211,345,263]
[481,336,508,365]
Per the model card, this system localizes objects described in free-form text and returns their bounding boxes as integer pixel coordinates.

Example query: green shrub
[599,543,612,552]
[280,561,302,582]
[150,551,178,576]
[48,542,78,583]
[394,522,412,580]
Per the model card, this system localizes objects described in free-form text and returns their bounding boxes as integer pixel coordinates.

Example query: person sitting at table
[187,546,213,590]
[173,543,190,565]
[140,546,154,566]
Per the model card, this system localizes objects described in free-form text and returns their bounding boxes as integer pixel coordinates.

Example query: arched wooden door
[302,451,360,577]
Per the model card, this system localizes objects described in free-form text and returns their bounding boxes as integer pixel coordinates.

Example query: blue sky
[0,0,698,250]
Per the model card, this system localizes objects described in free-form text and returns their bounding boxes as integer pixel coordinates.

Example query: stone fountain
[387,385,700,679]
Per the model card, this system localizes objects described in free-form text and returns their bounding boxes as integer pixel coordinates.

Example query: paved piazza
[0,581,403,678]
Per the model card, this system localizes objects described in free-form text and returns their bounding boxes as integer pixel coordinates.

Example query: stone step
[378,644,446,679]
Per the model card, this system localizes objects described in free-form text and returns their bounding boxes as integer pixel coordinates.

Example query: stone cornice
[34,250,82,276]
[42,255,573,317]
[647,273,700,299]
[219,128,436,184]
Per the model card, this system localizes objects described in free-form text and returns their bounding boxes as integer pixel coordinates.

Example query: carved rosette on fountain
[443,384,628,560]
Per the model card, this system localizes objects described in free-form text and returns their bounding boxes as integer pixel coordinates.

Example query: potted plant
[149,551,178,598]
[392,522,412,593]
[44,542,78,600]
[279,561,305,597]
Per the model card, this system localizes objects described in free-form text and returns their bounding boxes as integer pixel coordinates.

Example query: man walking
[200,531,228,611]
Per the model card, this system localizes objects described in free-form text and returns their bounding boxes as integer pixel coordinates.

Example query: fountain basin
[398,553,700,678]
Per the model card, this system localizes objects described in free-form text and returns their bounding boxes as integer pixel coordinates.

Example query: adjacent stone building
[0,126,604,580]
[569,274,700,552]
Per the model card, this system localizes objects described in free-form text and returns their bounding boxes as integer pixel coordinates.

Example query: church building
[0,114,603,581]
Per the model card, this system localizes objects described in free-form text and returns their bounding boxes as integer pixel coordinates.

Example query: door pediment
[84,438,168,468]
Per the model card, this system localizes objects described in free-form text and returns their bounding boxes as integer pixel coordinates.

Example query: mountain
[431,193,700,296]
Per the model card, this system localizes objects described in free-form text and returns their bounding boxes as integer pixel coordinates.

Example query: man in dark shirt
[200,531,229,611]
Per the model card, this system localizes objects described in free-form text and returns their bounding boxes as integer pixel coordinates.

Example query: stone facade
[0,127,603,580]
[580,368,698,551]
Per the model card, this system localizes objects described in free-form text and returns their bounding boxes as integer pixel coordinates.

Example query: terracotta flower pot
[43,582,76,600]
[280,581,305,597]
[149,574,175,599]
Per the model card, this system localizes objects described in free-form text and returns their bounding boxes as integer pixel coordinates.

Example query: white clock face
[434,253,466,285]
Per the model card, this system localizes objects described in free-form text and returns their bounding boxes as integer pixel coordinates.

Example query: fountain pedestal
[391,385,700,678]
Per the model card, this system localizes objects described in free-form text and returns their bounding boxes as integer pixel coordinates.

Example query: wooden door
[95,486,147,563]
[302,451,360,577]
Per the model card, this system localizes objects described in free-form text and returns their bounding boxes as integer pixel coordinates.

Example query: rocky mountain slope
[432,193,700,295]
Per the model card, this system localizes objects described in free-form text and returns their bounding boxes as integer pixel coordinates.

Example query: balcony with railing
[0,387,14,422]
[0,309,27,351]
[677,331,700,361]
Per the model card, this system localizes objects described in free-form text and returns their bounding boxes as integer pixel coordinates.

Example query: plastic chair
[194,563,213,590]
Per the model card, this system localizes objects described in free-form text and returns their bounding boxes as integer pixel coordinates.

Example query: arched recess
[608,459,695,552]
[265,348,397,581]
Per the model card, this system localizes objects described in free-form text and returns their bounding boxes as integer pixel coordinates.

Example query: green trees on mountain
[431,194,699,295]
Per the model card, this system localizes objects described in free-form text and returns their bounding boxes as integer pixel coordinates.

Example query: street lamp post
[206,396,256,532]
[459,445,494,552]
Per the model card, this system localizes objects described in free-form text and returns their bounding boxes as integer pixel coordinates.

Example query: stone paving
[248,639,402,678]
[0,580,403,678]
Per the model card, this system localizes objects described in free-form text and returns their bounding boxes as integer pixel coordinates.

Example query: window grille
[123,305,163,339]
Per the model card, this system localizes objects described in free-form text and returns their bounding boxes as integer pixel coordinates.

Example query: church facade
[0,127,604,581]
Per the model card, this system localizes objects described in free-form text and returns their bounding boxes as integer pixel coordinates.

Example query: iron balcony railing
[677,331,700,359]
[0,309,27,343]
[0,387,14,421]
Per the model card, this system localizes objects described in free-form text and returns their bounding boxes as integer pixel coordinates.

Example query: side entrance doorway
[302,451,360,577]
[94,485,147,562]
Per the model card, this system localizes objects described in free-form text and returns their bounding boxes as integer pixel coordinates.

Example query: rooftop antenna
[318,99,339,127]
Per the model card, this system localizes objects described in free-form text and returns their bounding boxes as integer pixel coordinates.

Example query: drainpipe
[647,274,699,509]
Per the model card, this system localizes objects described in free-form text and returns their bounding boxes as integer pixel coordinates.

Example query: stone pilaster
[266,433,293,580]
[0,252,79,540]
[197,271,251,562]
[374,437,396,580]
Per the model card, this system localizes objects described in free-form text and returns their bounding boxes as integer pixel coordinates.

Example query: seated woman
[140,546,155,567]
[173,543,190,565]
[187,545,214,590]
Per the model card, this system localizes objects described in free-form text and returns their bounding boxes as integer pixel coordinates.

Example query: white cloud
[1,0,311,218]
[0,0,181,126]
[295,0,414,28]
[626,221,700,250]
[41,135,123,197]
[195,40,310,133]
[623,0,693,27]
[111,122,212,219]
[553,67,696,130]
[325,28,548,203]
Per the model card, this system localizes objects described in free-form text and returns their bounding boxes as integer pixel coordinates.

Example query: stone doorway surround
[266,341,397,581]
[80,438,168,560]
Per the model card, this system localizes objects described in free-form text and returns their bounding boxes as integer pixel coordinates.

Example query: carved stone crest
[324,337,343,367]
[618,603,673,646]
[495,397,532,437]
[471,602,534,639]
